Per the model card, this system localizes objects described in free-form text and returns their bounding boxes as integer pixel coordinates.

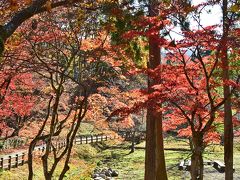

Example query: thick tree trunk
[222,1,234,179]
[145,110,167,180]
[145,1,167,179]
[145,109,156,180]
[155,110,167,180]
[190,134,204,180]
[191,151,203,180]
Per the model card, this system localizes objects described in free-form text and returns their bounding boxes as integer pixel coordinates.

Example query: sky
[192,0,222,27]
[170,0,222,40]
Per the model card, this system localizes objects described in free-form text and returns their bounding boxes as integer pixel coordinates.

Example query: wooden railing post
[42,146,45,153]
[0,134,114,171]
[0,157,3,169]
[21,153,25,165]
[15,154,18,167]
[38,147,41,155]
[8,155,11,170]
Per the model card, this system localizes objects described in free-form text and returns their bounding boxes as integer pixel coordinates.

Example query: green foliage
[77,144,98,160]
[78,123,101,136]
[0,171,20,180]
[1,137,26,149]
[129,39,148,68]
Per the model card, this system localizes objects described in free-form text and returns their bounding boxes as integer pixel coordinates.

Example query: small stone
[108,168,112,172]
[105,170,112,177]
[94,177,104,180]
[111,170,119,177]
[92,174,99,178]
[99,173,107,179]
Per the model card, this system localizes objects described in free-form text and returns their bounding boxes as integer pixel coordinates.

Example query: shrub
[77,144,98,160]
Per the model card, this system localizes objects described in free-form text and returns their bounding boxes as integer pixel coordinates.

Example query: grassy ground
[0,138,240,179]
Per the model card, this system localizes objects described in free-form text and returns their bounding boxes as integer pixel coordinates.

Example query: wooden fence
[0,134,115,170]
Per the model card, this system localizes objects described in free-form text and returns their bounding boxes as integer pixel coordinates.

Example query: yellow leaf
[25,0,32,5]
[230,5,239,13]
[45,1,52,12]
[9,0,18,11]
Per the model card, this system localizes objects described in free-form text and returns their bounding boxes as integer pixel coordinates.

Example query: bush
[111,151,120,159]
[77,144,98,160]
[1,137,26,149]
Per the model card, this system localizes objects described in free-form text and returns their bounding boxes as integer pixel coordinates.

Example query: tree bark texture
[145,1,168,179]
[222,1,234,179]
[190,133,204,180]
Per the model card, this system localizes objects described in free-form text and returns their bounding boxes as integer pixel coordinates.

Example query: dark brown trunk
[190,133,204,180]
[145,1,167,179]
[155,110,167,180]
[27,97,53,180]
[222,1,233,179]
[130,131,135,153]
[145,110,167,180]
[191,151,203,180]
[145,109,156,180]
[28,142,36,180]
[190,132,204,180]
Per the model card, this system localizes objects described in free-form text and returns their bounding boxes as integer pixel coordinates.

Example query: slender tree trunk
[145,1,167,179]
[190,134,204,180]
[130,130,135,153]
[28,141,36,180]
[222,1,234,179]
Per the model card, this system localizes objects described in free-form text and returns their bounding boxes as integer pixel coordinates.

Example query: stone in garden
[111,170,119,177]
[94,177,104,180]
[108,168,112,172]
[92,174,99,178]
[105,170,112,177]
[106,177,114,180]
[99,173,107,179]
[102,167,108,172]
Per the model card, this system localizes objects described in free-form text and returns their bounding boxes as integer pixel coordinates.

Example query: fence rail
[0,134,115,170]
